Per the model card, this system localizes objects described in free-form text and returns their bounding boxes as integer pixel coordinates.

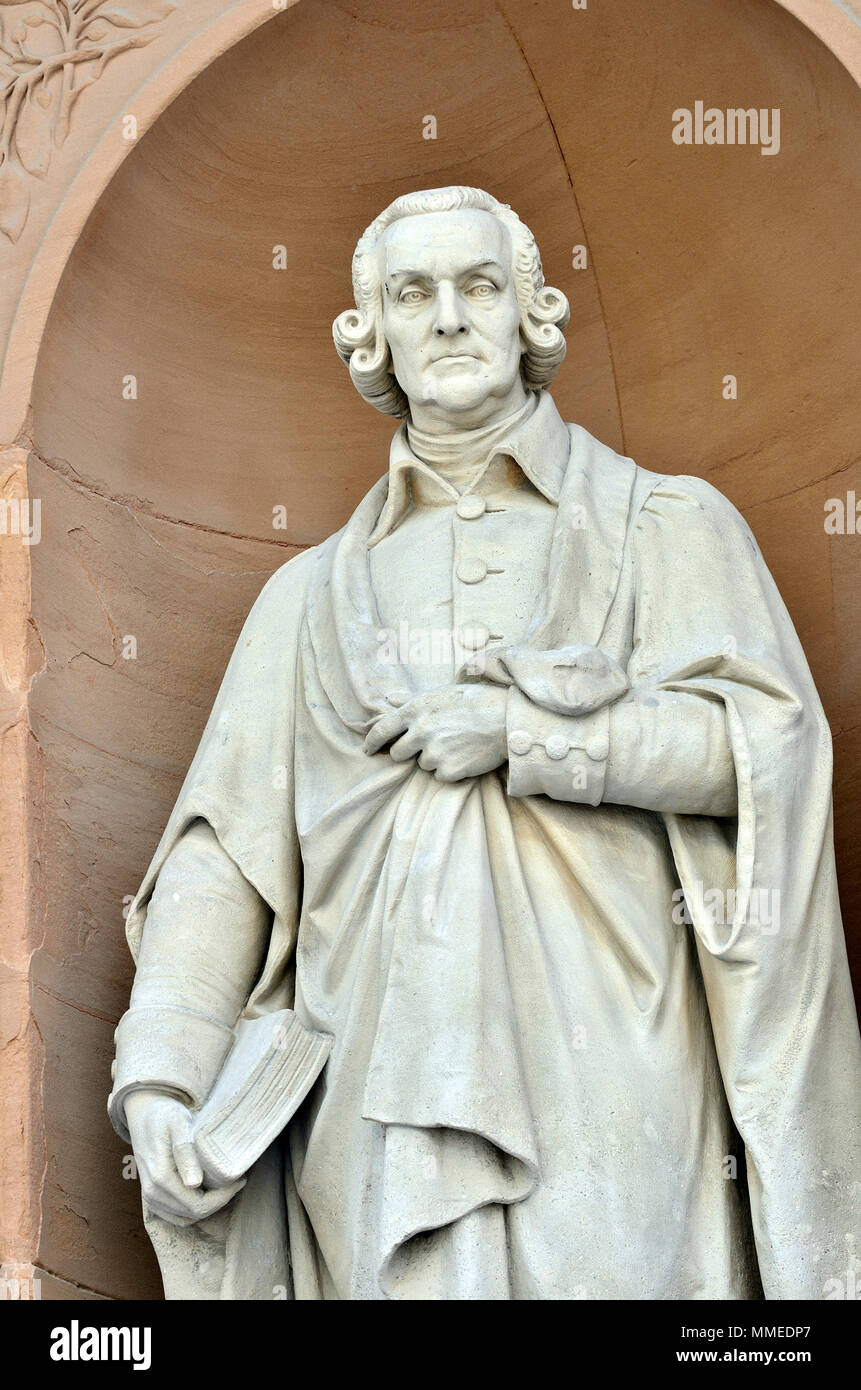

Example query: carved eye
[467,282,496,299]
[399,288,429,305]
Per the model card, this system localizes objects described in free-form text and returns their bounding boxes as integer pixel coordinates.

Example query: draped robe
[115,419,861,1300]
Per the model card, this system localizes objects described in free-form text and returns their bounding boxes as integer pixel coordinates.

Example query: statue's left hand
[363,683,508,781]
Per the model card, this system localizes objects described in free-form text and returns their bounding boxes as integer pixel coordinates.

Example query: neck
[406,393,537,481]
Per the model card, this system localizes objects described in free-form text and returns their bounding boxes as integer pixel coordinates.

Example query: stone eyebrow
[386,260,506,282]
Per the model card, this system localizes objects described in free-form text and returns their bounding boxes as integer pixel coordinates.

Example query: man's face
[379,209,524,422]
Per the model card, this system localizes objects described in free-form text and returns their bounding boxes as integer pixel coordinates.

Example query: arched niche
[14,0,861,1298]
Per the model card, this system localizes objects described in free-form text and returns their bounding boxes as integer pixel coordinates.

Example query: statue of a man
[109,186,861,1300]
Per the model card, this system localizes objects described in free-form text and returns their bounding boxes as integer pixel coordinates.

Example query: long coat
[118,417,861,1300]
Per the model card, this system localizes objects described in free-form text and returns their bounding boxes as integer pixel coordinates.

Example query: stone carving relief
[0,0,176,241]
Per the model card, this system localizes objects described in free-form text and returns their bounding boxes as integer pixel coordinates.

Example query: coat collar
[367,390,571,547]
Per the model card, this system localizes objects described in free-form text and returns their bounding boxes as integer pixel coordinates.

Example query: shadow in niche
[23,0,861,1298]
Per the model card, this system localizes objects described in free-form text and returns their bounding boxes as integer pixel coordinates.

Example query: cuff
[107,1005,235,1142]
[505,686,610,805]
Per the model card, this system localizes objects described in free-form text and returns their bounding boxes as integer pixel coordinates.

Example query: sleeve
[505,690,609,806]
[108,549,316,1144]
[505,684,738,815]
[108,820,271,1138]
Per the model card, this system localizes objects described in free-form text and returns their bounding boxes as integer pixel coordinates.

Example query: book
[193,1009,332,1186]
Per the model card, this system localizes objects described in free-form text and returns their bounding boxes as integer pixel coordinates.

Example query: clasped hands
[363,643,629,782]
[364,682,509,781]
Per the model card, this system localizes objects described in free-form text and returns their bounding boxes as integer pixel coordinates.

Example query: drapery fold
[116,418,860,1300]
[626,483,860,1298]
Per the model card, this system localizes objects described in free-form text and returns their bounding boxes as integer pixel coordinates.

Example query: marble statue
[108,185,861,1300]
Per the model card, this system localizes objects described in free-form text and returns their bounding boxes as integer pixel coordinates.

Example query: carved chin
[424,374,493,408]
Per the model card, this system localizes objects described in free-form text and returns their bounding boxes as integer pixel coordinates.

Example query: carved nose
[433,285,468,336]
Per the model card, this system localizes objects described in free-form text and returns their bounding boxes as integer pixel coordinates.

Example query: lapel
[527,423,637,651]
[304,476,416,733]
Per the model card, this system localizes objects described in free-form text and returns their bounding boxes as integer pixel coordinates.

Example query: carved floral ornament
[0,0,177,243]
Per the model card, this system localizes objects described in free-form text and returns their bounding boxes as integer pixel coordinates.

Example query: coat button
[457,557,488,584]
[545,734,570,760]
[458,624,490,650]
[509,730,533,755]
[456,494,486,519]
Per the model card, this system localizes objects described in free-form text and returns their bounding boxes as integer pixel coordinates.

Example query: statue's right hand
[124,1090,246,1227]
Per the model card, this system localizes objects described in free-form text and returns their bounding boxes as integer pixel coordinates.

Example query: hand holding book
[125,1010,332,1225]
[124,1091,247,1226]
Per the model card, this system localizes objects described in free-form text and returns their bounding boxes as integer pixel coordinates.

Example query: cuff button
[509,730,532,756]
[545,734,570,760]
